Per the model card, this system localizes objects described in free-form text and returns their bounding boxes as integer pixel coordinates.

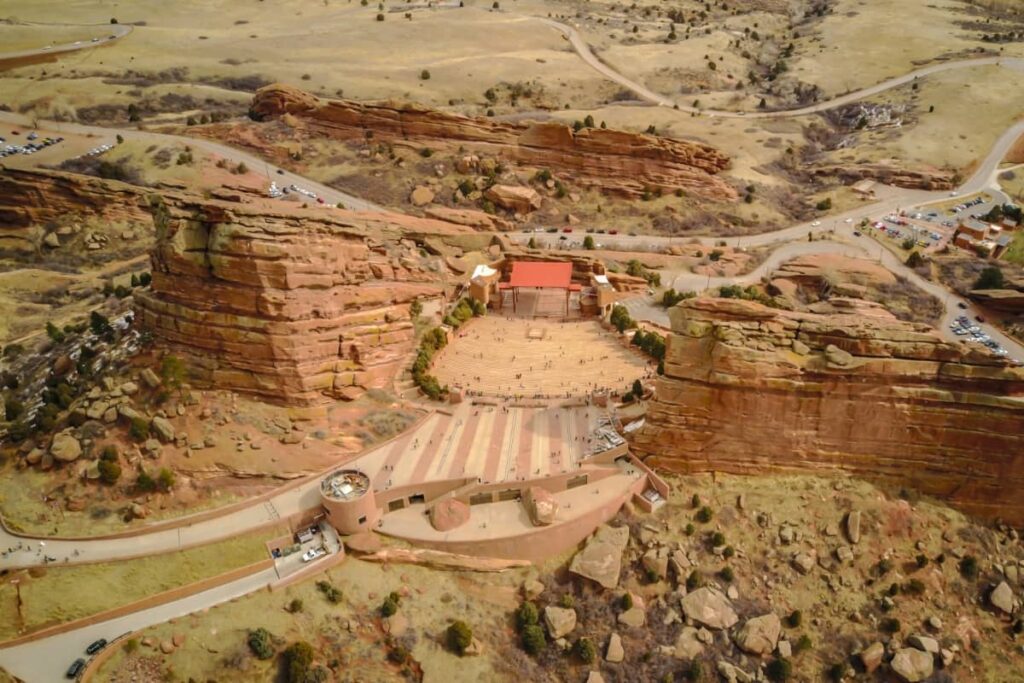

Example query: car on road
[86,638,108,655]
[316,197,325,204]
[853,231,861,237]
[844,218,853,223]
[957,302,967,309]
[276,169,284,175]
[811,220,821,227]
[301,548,325,563]
[975,315,985,323]
[66,659,86,679]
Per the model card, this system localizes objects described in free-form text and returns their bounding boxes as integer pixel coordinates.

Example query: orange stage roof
[506,261,573,289]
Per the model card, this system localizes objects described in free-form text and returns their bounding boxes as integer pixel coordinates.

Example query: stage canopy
[506,261,573,289]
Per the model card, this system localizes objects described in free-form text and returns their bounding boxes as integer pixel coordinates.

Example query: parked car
[975,315,985,323]
[86,638,108,655]
[957,302,967,309]
[66,659,86,679]
[301,548,325,563]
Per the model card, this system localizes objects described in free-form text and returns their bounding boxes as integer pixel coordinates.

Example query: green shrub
[287,598,304,613]
[381,592,400,617]
[316,580,342,604]
[558,593,575,609]
[880,617,901,634]
[794,634,812,653]
[247,628,275,659]
[695,506,713,523]
[515,601,539,631]
[574,637,596,663]
[420,69,431,80]
[765,657,792,682]
[621,593,633,610]
[101,445,119,461]
[959,555,979,579]
[684,523,695,536]
[157,467,175,492]
[284,640,315,683]
[98,459,122,485]
[129,416,151,442]
[521,624,546,655]
[46,322,66,343]
[446,620,473,655]
[719,566,734,583]
[136,471,157,493]
[784,610,802,628]
[723,545,735,559]
[815,197,832,211]
[685,570,703,592]
[826,662,847,682]
[711,531,725,546]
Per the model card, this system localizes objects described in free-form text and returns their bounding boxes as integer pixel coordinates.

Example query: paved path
[0,566,277,683]
[0,22,131,63]
[539,17,1024,118]
[0,112,383,212]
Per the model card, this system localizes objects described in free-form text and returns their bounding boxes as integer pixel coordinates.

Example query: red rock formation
[633,297,1024,524]
[133,190,478,405]
[809,162,956,191]
[250,84,736,200]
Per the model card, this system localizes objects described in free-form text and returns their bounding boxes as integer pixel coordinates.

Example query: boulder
[159,640,175,654]
[792,553,815,574]
[430,499,470,531]
[907,634,939,654]
[642,547,669,580]
[484,185,542,213]
[120,381,139,396]
[585,673,606,683]
[733,613,781,655]
[524,486,558,526]
[605,633,624,663]
[845,510,862,544]
[140,368,162,388]
[410,185,435,207]
[673,626,705,659]
[569,524,630,589]
[990,581,1015,614]
[523,579,545,600]
[50,430,82,462]
[543,606,576,638]
[150,416,175,443]
[617,606,645,628]
[680,587,738,630]
[891,647,934,682]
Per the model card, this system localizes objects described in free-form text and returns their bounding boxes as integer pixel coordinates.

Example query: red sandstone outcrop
[970,288,1024,313]
[134,189,478,405]
[809,162,956,191]
[0,168,159,249]
[633,297,1024,524]
[249,84,736,200]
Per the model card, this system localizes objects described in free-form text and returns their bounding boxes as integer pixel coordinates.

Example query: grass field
[0,525,282,642]
[1002,233,1024,266]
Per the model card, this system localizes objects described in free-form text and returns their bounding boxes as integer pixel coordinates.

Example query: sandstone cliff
[633,297,1024,524]
[250,84,736,200]
[132,188,478,405]
[809,162,956,191]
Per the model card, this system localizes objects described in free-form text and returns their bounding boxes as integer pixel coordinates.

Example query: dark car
[976,315,985,323]
[276,169,284,175]
[66,658,86,679]
[957,302,968,309]
[853,230,862,237]
[86,638,108,655]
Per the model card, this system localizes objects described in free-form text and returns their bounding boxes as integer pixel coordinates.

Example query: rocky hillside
[249,84,737,201]
[633,297,1024,525]
[134,190,481,405]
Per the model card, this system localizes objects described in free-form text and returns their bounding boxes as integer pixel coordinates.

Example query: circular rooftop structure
[320,469,378,534]
[321,469,371,501]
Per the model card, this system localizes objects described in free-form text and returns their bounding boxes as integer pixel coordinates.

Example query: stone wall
[135,193,476,405]
[633,297,1024,524]
[250,84,736,200]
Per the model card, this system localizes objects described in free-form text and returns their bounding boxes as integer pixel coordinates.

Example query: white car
[811,220,821,227]
[301,548,325,563]
[844,218,853,223]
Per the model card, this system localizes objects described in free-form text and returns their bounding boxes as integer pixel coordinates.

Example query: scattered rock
[990,581,1015,614]
[792,552,815,574]
[734,613,781,655]
[845,510,862,544]
[585,672,606,683]
[680,587,738,630]
[150,416,175,443]
[159,640,175,654]
[523,579,545,600]
[430,499,470,531]
[543,606,577,639]
[524,486,558,526]
[50,430,82,462]
[859,642,885,674]
[605,633,624,663]
[618,606,645,628]
[140,368,161,388]
[891,647,934,682]
[569,524,630,589]
[410,185,435,206]
[907,634,939,654]
[484,184,542,213]
[120,381,139,396]
[673,626,704,659]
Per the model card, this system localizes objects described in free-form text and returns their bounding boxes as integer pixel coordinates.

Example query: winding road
[0,22,132,64]
[539,17,1024,118]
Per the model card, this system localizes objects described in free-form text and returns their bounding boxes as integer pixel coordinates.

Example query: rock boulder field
[249,84,736,201]
[568,524,630,589]
[633,297,1024,524]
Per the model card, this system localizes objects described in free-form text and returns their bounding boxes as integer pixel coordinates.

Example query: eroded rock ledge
[633,297,1024,524]
[134,191,478,406]
[249,83,737,200]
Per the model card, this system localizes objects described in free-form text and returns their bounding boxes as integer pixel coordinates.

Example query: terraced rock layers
[633,297,1024,524]
[134,192,477,405]
[249,84,736,200]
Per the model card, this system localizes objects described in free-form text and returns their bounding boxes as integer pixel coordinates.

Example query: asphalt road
[0,22,132,62]
[0,112,384,213]
[539,17,1024,118]
[0,566,277,683]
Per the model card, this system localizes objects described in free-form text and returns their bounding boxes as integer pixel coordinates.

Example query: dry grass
[0,526,283,641]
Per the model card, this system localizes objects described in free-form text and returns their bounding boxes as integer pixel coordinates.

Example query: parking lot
[270,521,340,580]
[949,310,1016,360]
